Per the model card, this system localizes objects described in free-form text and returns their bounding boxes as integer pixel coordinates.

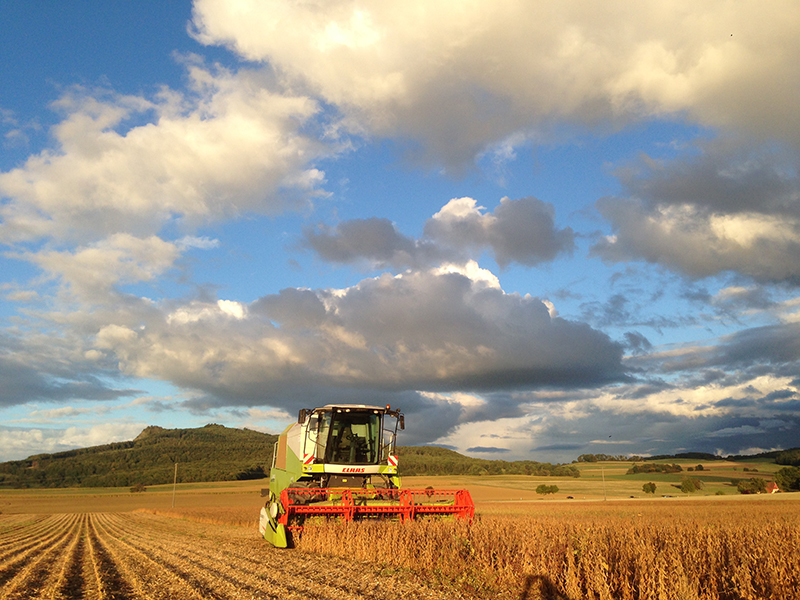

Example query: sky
[1,1,800,464]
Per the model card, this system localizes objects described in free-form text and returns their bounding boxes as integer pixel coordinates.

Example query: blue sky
[2,1,800,463]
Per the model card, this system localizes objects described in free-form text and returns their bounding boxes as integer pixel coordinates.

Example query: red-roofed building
[766,482,780,494]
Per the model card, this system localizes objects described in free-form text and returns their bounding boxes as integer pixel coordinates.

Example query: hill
[643,448,800,463]
[3,423,794,490]
[397,445,580,477]
[0,424,278,489]
[0,425,579,489]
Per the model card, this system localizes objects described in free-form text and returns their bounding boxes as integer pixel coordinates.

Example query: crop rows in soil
[0,512,457,600]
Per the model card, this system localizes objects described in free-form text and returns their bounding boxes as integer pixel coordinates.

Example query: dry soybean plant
[297,500,800,600]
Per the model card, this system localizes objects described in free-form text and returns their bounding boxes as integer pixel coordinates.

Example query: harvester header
[259,404,474,547]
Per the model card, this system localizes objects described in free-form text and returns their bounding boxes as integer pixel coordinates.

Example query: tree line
[397,446,581,477]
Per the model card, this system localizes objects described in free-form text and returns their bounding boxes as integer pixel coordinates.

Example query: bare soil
[0,512,464,599]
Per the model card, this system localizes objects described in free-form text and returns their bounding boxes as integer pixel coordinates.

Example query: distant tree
[642,482,657,494]
[737,478,767,494]
[628,463,682,475]
[235,466,267,480]
[695,464,705,471]
[775,449,800,466]
[551,465,581,478]
[775,467,800,491]
[576,453,638,463]
[680,477,704,493]
[130,482,146,493]
[536,484,559,495]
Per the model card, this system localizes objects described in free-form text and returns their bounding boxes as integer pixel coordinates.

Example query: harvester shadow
[518,575,573,600]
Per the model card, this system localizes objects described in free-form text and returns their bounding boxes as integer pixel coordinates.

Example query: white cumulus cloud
[192,0,800,166]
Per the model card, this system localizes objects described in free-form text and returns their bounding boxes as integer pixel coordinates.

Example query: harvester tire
[267,491,281,520]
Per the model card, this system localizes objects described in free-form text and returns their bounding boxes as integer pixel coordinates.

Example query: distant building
[766,482,780,494]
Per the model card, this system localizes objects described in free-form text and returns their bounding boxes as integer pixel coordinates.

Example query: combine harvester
[259,404,475,547]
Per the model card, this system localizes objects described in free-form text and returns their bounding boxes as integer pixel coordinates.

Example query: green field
[404,457,786,505]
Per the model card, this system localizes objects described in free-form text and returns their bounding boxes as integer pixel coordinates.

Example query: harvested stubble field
[0,511,456,600]
[1,482,798,600]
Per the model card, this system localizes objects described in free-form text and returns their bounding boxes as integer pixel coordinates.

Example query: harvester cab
[259,404,474,548]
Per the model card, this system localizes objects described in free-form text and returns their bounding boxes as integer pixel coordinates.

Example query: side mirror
[399,415,405,430]
[298,409,307,424]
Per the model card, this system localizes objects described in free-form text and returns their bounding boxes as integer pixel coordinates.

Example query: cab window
[324,410,381,465]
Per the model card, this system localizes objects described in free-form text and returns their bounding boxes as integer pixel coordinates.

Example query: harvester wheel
[267,491,281,520]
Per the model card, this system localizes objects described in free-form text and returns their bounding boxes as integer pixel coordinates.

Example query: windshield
[323,409,381,465]
[381,420,397,461]
[305,412,331,462]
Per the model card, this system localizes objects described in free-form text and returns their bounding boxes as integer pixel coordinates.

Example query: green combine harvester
[259,404,475,547]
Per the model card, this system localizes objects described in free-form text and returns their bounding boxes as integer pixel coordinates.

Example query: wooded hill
[398,446,580,478]
[577,448,800,465]
[0,424,278,489]
[0,424,578,488]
